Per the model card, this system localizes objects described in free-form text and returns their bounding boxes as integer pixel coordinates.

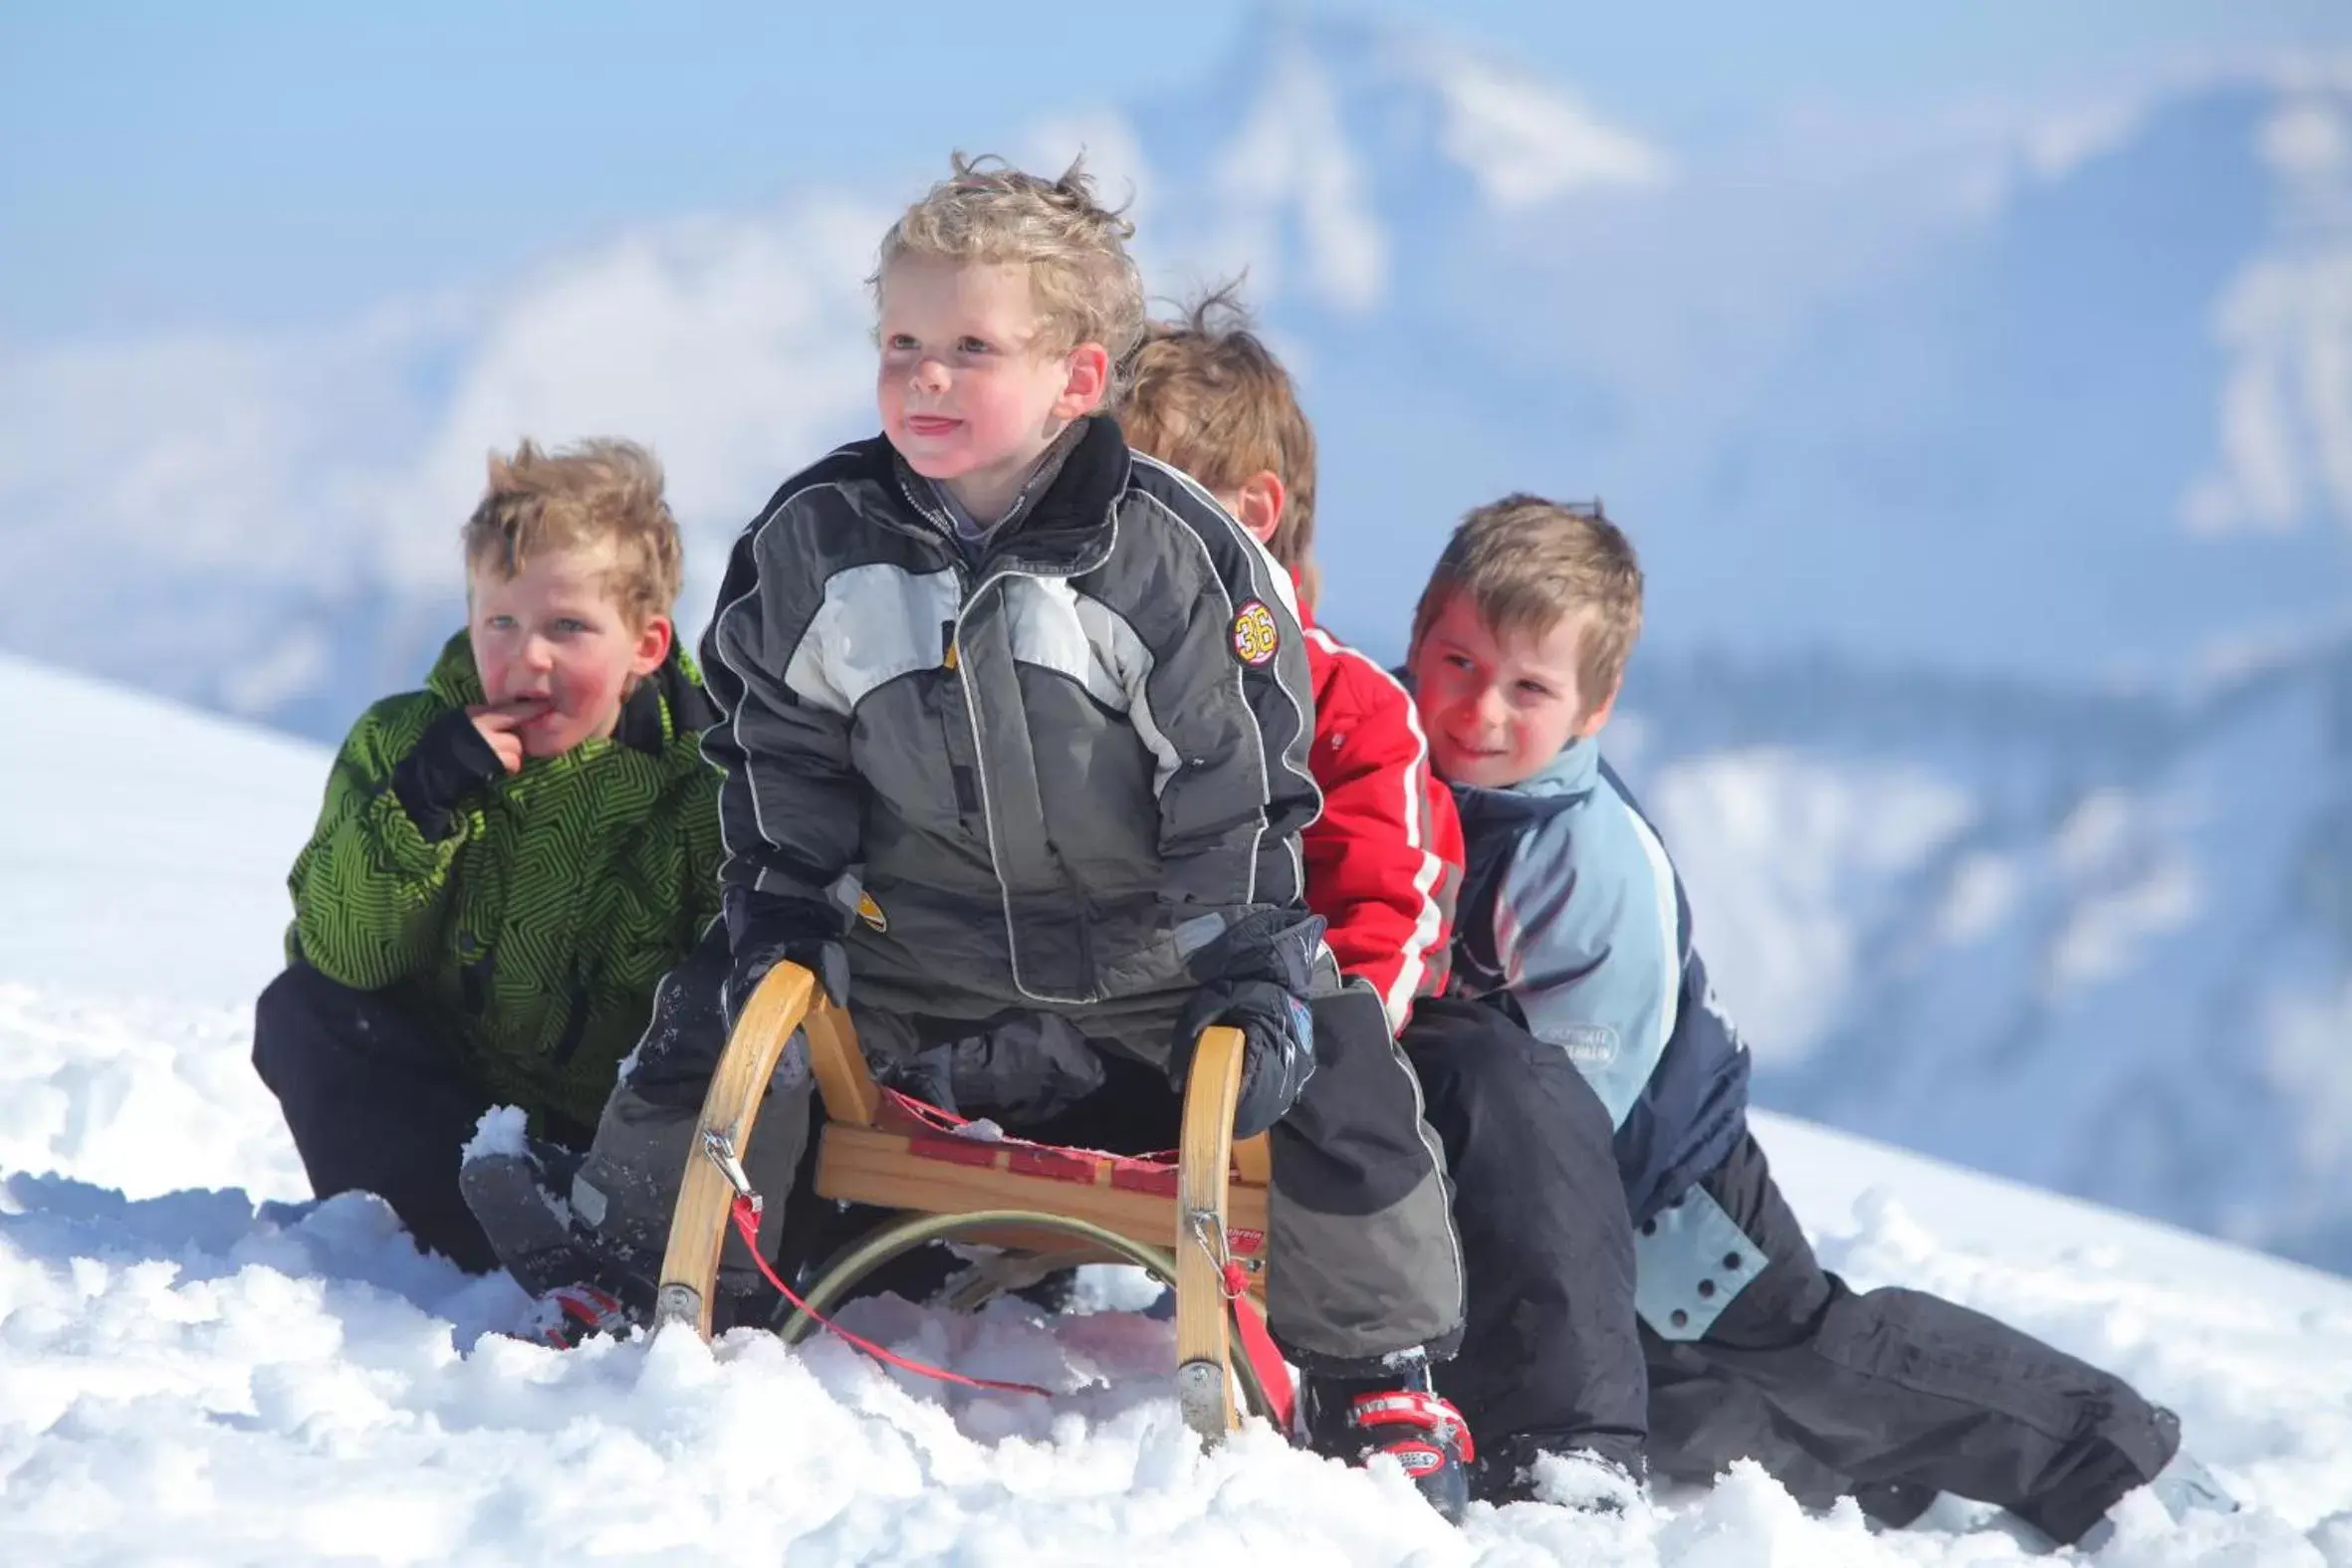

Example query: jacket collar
[613,647,718,755]
[870,414,1131,575]
[1448,739,1600,836]
[1507,738,1601,801]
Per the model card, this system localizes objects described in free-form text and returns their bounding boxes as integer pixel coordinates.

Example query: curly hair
[461,438,683,629]
[872,152,1148,407]
[1123,281,1322,601]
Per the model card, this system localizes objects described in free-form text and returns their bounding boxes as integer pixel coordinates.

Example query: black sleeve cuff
[721,884,844,955]
[390,710,506,838]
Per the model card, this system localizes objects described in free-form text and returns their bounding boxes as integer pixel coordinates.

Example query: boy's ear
[1574,674,1623,741]
[1054,342,1112,420]
[629,614,674,678]
[1230,470,1287,547]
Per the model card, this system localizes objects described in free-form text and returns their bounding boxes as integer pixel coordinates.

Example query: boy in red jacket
[1123,292,1649,1507]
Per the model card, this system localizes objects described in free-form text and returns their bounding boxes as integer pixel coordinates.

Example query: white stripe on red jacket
[1297,596,1465,1035]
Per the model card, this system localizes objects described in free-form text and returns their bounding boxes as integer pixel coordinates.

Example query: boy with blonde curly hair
[496,157,1474,1516]
[255,438,722,1273]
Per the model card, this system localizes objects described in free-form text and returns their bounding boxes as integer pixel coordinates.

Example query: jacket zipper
[901,468,1122,1007]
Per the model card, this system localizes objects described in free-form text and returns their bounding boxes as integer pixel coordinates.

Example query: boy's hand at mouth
[466,695,553,775]
[391,698,545,838]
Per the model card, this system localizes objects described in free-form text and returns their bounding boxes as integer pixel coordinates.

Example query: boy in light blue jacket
[1405,494,2229,1546]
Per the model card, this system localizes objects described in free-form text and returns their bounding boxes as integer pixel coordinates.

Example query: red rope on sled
[729,1193,1055,1399]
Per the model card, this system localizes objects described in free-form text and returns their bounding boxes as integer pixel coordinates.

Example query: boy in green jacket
[254,438,723,1271]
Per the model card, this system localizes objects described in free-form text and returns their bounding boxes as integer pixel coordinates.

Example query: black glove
[1172,910,1326,1139]
[721,884,849,1030]
[389,709,507,838]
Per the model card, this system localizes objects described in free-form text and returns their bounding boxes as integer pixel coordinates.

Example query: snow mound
[2,615,2350,1561]
[4,1124,2349,1564]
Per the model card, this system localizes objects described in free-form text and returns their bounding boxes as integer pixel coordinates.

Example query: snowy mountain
[1082,13,2352,685]
[5,654,2351,1564]
[1,10,2347,1272]
[1614,635,2352,1272]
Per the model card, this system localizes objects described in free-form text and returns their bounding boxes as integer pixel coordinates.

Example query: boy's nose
[911,357,950,394]
[521,637,555,672]
[1474,686,1512,731]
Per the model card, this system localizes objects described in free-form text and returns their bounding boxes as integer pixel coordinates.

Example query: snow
[1647,751,1976,1063]
[1207,38,1391,313]
[1626,642,2352,1275]
[5,640,2352,1561]
[0,650,326,1007]
[462,1105,533,1166]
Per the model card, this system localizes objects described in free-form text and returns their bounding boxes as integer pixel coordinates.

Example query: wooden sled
[652,962,1287,1439]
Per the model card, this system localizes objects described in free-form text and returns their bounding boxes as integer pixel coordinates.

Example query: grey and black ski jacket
[700,415,1322,1034]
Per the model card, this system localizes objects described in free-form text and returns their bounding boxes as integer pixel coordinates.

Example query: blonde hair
[1411,495,1645,707]
[1125,283,1322,604]
[872,152,1147,407]
[462,438,683,630]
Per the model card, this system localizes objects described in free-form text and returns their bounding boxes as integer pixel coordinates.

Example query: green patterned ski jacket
[285,631,725,1132]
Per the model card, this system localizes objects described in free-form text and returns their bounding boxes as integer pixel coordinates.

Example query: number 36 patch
[1229,599,1282,667]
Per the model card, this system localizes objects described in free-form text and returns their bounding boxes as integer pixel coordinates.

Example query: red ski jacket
[1298,598,1464,1035]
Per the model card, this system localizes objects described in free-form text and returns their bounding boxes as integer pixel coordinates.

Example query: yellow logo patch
[1230,599,1281,667]
[855,891,888,933]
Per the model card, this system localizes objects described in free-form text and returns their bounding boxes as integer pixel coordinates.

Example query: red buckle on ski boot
[532,1282,633,1348]
[1307,1377,1477,1522]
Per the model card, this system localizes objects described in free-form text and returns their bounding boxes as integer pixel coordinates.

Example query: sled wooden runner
[654,961,1282,1440]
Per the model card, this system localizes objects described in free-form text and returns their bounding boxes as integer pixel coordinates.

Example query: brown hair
[1411,494,1645,708]
[1124,282,1321,602]
[461,438,683,629]
[873,152,1147,408]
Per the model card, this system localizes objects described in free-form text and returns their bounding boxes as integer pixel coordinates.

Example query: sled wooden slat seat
[813,1120,1272,1270]
[654,961,1281,1439]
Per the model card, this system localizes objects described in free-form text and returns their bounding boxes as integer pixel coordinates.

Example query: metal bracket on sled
[1176,1358,1227,1440]
[703,1127,761,1218]
[652,1128,760,1333]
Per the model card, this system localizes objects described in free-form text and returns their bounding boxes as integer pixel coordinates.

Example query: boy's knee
[572,1085,698,1260]
[252,961,418,1084]
[255,961,348,1042]
[1407,999,1616,1151]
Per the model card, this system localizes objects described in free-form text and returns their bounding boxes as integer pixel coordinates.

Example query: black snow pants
[1641,1130,2181,1546]
[251,961,591,1272]
[1404,998,1649,1479]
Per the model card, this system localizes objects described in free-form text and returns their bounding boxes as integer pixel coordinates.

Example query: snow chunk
[461,1105,531,1165]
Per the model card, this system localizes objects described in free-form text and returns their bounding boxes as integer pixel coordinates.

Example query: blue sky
[5,0,2346,341]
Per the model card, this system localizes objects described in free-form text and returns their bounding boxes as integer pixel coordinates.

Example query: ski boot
[1302,1363,1477,1523]
[460,1137,656,1343]
[526,1281,635,1349]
